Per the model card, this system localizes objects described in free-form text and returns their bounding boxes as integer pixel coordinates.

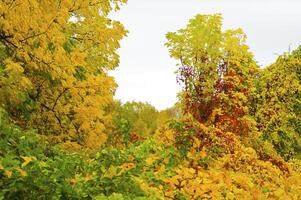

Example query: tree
[106,101,159,146]
[0,0,127,149]
[256,47,301,159]
[166,14,259,136]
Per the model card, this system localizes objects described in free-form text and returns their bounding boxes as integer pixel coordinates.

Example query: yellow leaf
[104,166,117,178]
[16,167,28,177]
[119,162,135,171]
[21,156,36,168]
[182,168,195,179]
[200,149,207,159]
[145,154,160,166]
[4,170,12,178]
[84,173,96,182]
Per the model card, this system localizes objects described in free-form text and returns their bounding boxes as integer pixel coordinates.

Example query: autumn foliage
[0,1,300,200]
[166,14,258,137]
[0,0,127,149]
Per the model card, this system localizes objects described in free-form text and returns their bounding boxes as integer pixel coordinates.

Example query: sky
[110,0,301,111]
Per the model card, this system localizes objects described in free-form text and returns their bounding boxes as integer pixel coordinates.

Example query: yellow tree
[256,48,301,159]
[157,104,181,126]
[165,14,288,174]
[0,0,127,149]
[166,14,258,136]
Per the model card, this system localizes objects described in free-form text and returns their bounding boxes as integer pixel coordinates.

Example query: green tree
[107,101,159,146]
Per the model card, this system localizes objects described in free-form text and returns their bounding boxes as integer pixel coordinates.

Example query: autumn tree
[256,47,301,159]
[0,0,127,149]
[106,101,159,146]
[166,14,259,136]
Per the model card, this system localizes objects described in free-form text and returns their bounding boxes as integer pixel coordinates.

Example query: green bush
[0,108,166,200]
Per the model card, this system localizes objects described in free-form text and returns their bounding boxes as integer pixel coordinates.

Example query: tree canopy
[0,0,127,149]
[166,14,258,136]
[0,4,301,199]
[256,47,301,159]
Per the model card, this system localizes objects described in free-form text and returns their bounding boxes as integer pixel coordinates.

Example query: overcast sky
[110,0,301,110]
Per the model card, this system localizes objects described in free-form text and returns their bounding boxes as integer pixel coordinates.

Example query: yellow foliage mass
[0,0,127,149]
[154,125,176,146]
[154,121,301,200]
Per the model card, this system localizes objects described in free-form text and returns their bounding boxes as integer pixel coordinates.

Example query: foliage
[0,109,164,199]
[0,0,127,149]
[0,2,301,199]
[157,104,182,127]
[256,47,301,159]
[162,14,301,199]
[106,101,160,146]
[166,14,259,137]
[1,107,301,199]
[155,118,301,200]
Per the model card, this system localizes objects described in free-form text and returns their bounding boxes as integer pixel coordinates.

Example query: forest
[0,1,300,199]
